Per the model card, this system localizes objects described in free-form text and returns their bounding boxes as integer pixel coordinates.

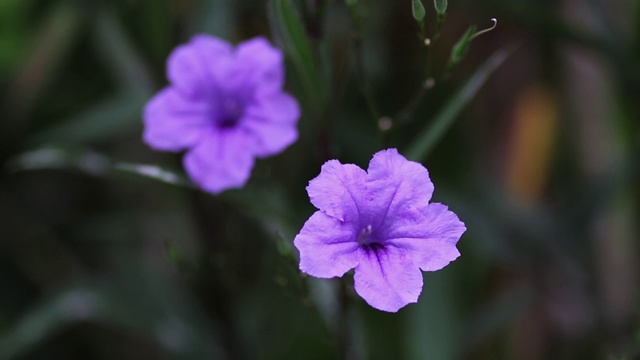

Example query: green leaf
[9,146,300,251]
[412,0,426,22]
[113,162,195,188]
[0,276,227,359]
[0,288,98,359]
[27,93,146,146]
[345,0,358,6]
[268,0,324,113]
[8,146,112,175]
[434,0,447,15]
[93,9,154,97]
[221,185,301,243]
[8,146,195,189]
[0,0,37,70]
[446,26,476,71]
[404,271,460,360]
[2,2,81,141]
[405,46,515,161]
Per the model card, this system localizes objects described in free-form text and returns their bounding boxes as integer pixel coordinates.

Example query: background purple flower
[294,149,466,312]
[143,35,300,193]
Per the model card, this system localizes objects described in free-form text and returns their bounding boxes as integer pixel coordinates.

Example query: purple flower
[143,35,300,193]
[294,149,466,312]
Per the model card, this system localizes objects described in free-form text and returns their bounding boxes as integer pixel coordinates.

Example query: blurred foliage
[1,0,639,359]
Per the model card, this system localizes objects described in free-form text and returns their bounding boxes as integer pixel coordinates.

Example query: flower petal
[353,246,423,312]
[167,35,232,97]
[385,203,466,272]
[243,92,300,125]
[240,92,300,156]
[183,129,255,193]
[225,37,284,96]
[142,88,211,151]
[240,122,297,158]
[365,149,434,229]
[307,160,367,222]
[294,211,360,278]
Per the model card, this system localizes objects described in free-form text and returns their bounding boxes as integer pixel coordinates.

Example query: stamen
[358,224,373,244]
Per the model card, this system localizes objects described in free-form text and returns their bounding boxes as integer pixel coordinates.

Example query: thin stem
[354,35,380,121]
[395,80,430,123]
[433,13,446,42]
[352,34,381,123]
[394,14,446,124]
[347,6,381,125]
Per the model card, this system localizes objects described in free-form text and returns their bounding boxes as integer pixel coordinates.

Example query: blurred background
[1,0,639,359]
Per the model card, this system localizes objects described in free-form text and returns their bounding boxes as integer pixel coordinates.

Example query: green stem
[394,14,446,124]
[347,5,381,125]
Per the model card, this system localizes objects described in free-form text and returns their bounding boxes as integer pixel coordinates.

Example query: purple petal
[353,246,423,312]
[183,129,255,193]
[366,149,434,229]
[385,203,466,272]
[243,92,300,125]
[307,160,367,222]
[225,37,284,96]
[240,93,300,156]
[240,122,297,158]
[142,88,211,151]
[167,35,232,97]
[294,212,360,278]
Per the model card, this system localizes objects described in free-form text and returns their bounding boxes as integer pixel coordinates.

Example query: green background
[0,0,638,359]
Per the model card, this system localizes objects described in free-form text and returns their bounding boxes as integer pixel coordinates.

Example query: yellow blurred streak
[505,85,558,203]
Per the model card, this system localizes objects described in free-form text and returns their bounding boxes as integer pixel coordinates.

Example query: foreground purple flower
[143,35,300,193]
[294,149,466,312]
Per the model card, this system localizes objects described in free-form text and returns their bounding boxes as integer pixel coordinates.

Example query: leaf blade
[405,46,515,161]
[268,0,324,113]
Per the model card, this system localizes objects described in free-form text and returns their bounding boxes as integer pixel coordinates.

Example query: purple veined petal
[294,211,360,278]
[183,129,256,194]
[142,88,212,151]
[385,203,466,272]
[353,245,423,312]
[240,93,300,156]
[306,160,368,222]
[365,149,435,230]
[223,37,284,97]
[167,35,232,98]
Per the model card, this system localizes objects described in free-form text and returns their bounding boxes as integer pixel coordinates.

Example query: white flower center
[357,224,373,244]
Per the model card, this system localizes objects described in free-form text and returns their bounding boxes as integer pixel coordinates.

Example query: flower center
[217,98,244,128]
[357,224,374,245]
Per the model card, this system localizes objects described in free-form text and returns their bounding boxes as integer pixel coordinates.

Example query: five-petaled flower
[294,149,466,312]
[143,35,300,193]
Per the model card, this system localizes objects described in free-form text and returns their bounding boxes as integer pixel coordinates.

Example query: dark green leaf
[8,146,194,189]
[27,93,146,146]
[113,162,194,188]
[0,276,227,360]
[268,0,324,113]
[447,26,476,71]
[93,10,154,97]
